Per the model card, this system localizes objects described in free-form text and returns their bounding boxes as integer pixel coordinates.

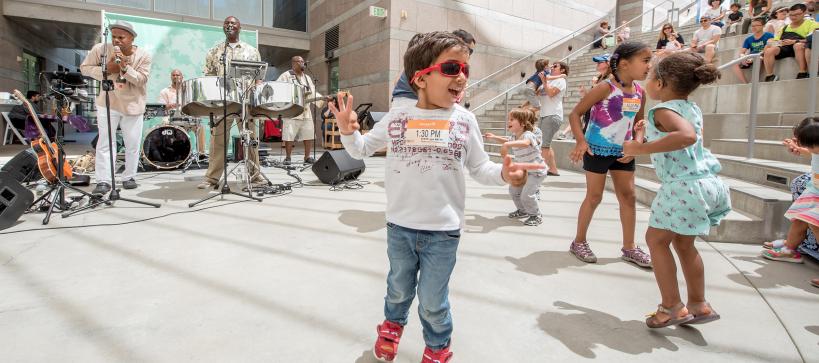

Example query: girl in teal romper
[623,52,730,329]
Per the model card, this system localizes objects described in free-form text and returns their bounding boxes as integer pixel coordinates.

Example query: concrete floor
[0,146,818,362]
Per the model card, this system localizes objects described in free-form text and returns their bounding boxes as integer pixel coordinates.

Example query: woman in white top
[765,7,790,35]
[704,0,726,27]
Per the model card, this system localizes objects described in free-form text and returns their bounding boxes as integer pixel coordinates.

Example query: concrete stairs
[477,12,815,243]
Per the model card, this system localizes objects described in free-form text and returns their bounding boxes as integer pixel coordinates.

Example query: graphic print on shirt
[585,81,642,156]
[387,110,469,174]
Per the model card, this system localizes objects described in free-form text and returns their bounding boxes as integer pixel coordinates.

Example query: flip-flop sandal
[811,278,819,288]
[645,303,694,328]
[762,239,786,250]
[682,302,721,325]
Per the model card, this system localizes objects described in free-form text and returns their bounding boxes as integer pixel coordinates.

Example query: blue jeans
[384,222,460,350]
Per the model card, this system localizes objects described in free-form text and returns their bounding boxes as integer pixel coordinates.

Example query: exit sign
[369,6,388,18]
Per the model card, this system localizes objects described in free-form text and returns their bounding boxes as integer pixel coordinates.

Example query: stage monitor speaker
[0,171,34,231]
[0,148,41,183]
[311,150,365,185]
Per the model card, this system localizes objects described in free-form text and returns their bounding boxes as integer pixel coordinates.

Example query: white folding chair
[2,112,28,145]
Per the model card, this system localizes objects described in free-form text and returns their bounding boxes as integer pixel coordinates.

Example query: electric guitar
[12,89,73,183]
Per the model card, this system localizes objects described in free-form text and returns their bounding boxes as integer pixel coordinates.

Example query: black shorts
[582,153,635,174]
[775,45,796,59]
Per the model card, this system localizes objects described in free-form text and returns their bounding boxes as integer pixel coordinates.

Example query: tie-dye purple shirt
[584,80,643,156]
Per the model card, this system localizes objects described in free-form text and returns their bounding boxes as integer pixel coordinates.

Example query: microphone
[114,46,122,64]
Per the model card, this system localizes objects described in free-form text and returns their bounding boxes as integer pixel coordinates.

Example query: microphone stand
[189,35,261,207]
[64,27,160,217]
[302,63,318,163]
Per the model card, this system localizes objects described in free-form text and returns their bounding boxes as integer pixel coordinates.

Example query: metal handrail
[471,0,697,113]
[465,16,609,91]
[466,0,688,95]
[716,53,761,70]
[808,29,818,118]
[718,53,762,159]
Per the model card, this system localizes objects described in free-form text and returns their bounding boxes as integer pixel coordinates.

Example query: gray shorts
[538,115,562,148]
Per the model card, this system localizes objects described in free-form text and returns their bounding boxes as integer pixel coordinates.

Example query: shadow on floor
[339,209,387,233]
[727,256,819,296]
[538,301,707,358]
[135,181,212,201]
[464,214,529,233]
[543,181,587,189]
[480,193,511,200]
[505,251,623,276]
[806,325,819,346]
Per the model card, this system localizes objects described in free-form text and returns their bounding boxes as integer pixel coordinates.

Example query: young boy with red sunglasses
[329,31,543,363]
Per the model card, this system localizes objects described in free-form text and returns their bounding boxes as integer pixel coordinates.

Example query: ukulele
[12,89,73,183]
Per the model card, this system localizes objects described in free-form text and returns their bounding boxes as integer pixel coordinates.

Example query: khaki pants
[204,118,259,183]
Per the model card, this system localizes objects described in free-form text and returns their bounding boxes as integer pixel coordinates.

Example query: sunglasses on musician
[410,61,470,85]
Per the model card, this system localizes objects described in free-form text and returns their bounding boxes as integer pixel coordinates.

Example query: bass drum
[142,125,192,169]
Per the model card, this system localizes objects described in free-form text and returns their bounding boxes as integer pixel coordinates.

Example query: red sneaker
[373,320,404,362]
[421,345,453,363]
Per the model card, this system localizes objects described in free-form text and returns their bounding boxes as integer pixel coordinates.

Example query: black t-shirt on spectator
[728,11,743,21]
[657,34,685,49]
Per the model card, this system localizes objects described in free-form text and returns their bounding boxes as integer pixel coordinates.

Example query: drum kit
[141,72,306,173]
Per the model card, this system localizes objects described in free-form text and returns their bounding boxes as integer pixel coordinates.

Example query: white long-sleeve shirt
[341,104,504,231]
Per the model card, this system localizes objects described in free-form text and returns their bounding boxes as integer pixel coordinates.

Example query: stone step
[710,138,810,164]
[755,125,793,141]
[668,78,819,115]
[536,139,787,242]
[635,163,792,228]
[713,153,808,192]
[631,178,775,243]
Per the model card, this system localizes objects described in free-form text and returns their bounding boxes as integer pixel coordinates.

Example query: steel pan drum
[251,81,304,118]
[180,76,242,117]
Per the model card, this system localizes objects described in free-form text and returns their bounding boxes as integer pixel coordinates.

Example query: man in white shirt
[689,14,722,63]
[276,56,322,165]
[537,61,568,176]
[158,69,206,156]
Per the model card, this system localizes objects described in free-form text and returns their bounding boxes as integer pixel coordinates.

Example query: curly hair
[509,107,536,132]
[653,52,721,96]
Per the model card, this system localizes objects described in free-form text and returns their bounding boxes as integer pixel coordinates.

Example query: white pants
[95,108,144,183]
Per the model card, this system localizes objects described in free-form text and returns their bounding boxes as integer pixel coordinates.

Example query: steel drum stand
[189,48,263,207]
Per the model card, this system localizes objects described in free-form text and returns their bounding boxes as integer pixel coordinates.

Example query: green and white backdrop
[103,12,259,154]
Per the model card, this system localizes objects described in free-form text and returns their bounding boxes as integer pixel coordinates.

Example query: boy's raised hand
[327,91,359,135]
[502,155,545,187]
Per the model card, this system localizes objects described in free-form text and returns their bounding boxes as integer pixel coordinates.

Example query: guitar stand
[25,95,100,225]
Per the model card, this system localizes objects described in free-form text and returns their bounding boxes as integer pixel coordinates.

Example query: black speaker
[0,148,41,183]
[0,171,34,230]
[311,150,365,185]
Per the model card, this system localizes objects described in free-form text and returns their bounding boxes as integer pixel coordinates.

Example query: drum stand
[189,47,263,208]
[64,31,161,217]
[226,85,273,192]
[181,122,209,173]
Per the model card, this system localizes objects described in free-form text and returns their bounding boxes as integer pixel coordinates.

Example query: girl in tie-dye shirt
[566,41,653,268]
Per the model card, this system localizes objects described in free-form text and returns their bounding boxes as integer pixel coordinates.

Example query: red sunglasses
[411,61,470,85]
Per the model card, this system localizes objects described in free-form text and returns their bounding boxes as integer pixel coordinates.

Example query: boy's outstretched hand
[502,155,545,187]
[327,91,359,135]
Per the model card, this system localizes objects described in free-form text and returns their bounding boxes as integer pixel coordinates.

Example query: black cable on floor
[0,191,291,236]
